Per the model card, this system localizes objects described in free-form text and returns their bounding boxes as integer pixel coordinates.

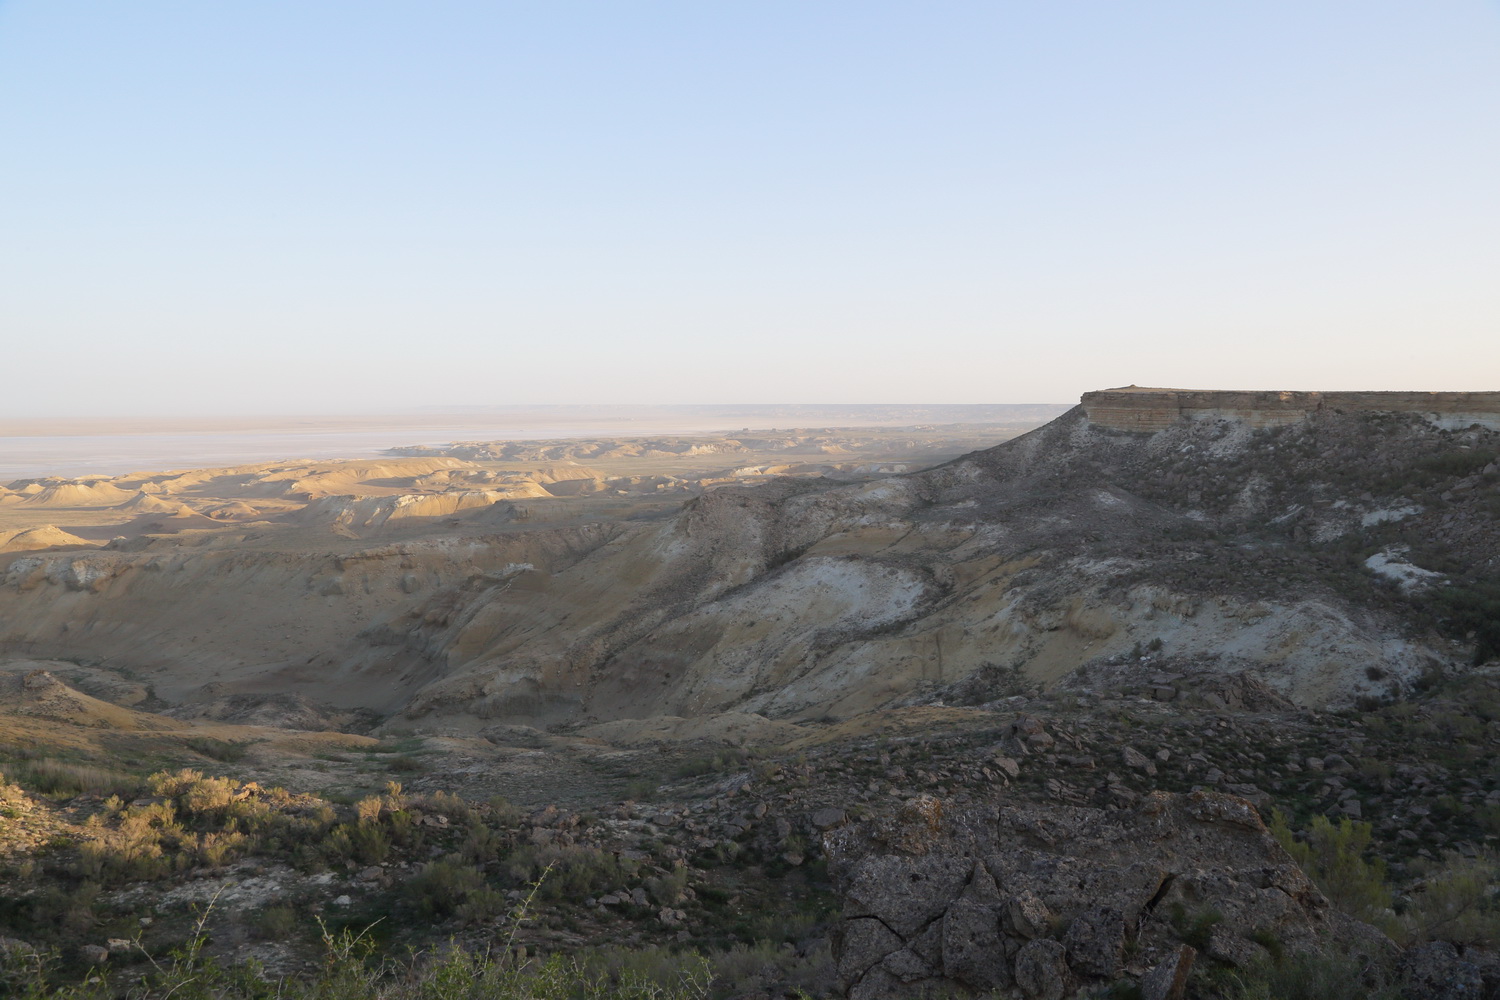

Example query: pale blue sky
[2,2,1498,415]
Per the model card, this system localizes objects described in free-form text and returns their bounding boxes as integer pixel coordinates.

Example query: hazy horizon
[3,3,1498,417]
[0,402,1071,480]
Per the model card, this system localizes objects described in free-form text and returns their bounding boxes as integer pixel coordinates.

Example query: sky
[1,2,1498,415]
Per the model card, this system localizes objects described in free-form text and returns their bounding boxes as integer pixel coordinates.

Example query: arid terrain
[1,392,1498,999]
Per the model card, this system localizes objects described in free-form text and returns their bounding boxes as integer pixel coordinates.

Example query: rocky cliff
[1081,387,1500,433]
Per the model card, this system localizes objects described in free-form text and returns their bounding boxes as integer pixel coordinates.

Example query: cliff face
[1081,387,1500,432]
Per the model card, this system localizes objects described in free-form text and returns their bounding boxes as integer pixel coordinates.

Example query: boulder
[826,790,1387,999]
[1005,890,1054,940]
[835,918,904,994]
[1122,746,1156,774]
[842,852,972,938]
[1013,938,1069,1000]
[1140,944,1195,1000]
[812,806,847,830]
[1400,941,1484,1000]
[1063,906,1125,977]
[941,899,1008,989]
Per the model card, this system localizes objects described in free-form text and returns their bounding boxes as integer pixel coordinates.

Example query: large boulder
[825,790,1388,998]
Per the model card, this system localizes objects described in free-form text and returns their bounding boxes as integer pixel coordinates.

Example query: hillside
[2,391,1499,998]
[0,394,1494,731]
[389,400,1498,725]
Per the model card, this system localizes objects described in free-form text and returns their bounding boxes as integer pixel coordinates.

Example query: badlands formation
[1,391,1495,724]
[1,392,1498,998]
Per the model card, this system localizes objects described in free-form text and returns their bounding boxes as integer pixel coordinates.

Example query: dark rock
[942,900,1008,989]
[835,917,904,992]
[1013,938,1069,1000]
[1012,715,1046,737]
[847,966,902,1000]
[1400,941,1484,1000]
[1323,753,1354,772]
[1005,890,1054,939]
[827,790,1370,999]
[940,861,1008,988]
[1063,906,1125,977]
[879,947,934,983]
[843,852,973,937]
[812,807,847,830]
[1464,948,1500,1000]
[1204,923,1266,968]
[1140,944,1195,1000]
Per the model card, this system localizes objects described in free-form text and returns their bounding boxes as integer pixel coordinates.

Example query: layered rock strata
[1081,387,1500,433]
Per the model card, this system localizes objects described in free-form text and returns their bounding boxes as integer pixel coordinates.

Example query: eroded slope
[1,407,1495,727]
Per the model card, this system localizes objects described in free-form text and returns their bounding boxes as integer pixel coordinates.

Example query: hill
[0,390,1492,726]
[1,392,1498,998]
[390,397,1498,724]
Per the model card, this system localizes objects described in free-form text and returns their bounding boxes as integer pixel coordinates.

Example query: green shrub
[404,858,490,920]
[647,865,690,906]
[418,790,473,824]
[1423,580,1500,665]
[1167,903,1222,951]
[198,830,249,867]
[1220,951,1400,1000]
[73,800,193,882]
[251,904,299,940]
[486,794,522,826]
[1415,449,1498,480]
[1400,850,1500,947]
[572,940,828,999]
[458,820,510,866]
[507,845,631,901]
[1477,803,1500,837]
[182,737,250,763]
[623,778,658,801]
[404,946,714,1000]
[0,881,102,945]
[0,894,741,999]
[346,822,392,865]
[151,770,239,814]
[673,748,752,779]
[17,760,141,798]
[1249,927,1285,962]
[320,827,356,864]
[1271,811,1393,928]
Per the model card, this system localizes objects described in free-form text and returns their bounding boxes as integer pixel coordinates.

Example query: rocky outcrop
[1081,387,1500,433]
[299,489,545,531]
[825,790,1389,998]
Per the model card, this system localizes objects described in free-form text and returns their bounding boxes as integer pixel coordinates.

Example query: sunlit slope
[1,405,1495,726]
